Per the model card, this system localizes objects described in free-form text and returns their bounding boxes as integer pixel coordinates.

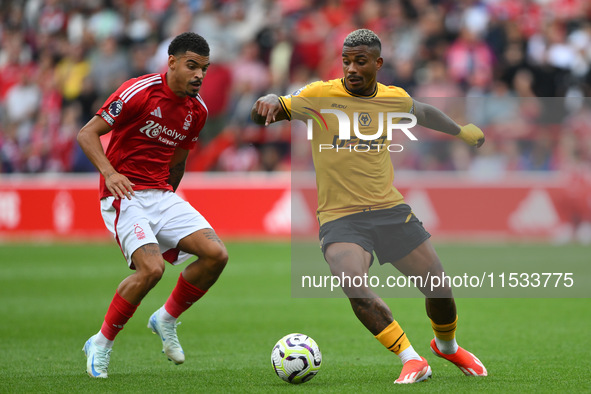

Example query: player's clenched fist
[457,124,485,148]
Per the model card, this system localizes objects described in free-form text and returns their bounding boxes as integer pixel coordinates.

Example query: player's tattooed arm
[168,148,189,192]
[168,161,185,192]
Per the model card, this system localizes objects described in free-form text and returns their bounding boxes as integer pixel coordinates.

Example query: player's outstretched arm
[412,99,484,148]
[77,116,136,200]
[251,94,288,126]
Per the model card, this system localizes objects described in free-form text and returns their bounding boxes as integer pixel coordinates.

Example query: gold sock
[431,315,458,341]
[375,320,411,355]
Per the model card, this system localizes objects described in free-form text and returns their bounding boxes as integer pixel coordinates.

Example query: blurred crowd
[1,0,591,176]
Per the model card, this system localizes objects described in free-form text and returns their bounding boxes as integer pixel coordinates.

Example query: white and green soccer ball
[271,333,322,384]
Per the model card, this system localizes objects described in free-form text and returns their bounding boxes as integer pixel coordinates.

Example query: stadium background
[1,1,590,392]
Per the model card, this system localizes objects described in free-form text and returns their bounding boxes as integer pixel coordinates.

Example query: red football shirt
[96,73,207,198]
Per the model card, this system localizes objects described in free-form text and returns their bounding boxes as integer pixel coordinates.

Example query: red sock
[164,273,207,318]
[100,291,139,341]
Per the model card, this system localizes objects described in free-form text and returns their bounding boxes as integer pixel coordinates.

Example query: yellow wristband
[457,124,484,146]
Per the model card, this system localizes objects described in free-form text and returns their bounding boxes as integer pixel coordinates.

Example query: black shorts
[319,204,431,265]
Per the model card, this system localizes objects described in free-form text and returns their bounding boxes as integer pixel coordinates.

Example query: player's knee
[204,243,229,271]
[436,284,453,299]
[218,247,229,266]
[325,249,364,277]
[343,284,374,299]
[421,280,453,298]
[323,245,344,264]
[215,246,229,269]
[137,262,165,288]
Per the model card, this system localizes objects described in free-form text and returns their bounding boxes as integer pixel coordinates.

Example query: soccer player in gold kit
[252,29,487,384]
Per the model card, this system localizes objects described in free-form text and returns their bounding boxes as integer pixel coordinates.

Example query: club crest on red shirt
[183,113,192,130]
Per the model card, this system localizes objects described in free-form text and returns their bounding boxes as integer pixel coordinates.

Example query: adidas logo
[150,107,162,118]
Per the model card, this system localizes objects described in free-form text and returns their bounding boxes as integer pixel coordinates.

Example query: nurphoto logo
[294,98,418,153]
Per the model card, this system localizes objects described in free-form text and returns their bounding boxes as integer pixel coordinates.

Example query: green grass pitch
[0,241,589,393]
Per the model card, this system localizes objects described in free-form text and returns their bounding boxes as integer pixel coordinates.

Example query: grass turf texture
[0,242,589,393]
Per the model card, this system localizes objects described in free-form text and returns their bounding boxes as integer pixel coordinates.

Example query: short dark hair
[168,32,210,57]
[343,29,381,54]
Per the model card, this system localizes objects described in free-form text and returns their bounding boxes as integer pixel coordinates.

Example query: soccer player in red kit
[77,32,228,378]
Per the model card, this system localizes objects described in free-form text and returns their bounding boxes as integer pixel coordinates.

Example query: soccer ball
[271,333,322,384]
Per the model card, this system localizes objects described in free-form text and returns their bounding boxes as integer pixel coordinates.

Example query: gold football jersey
[279,78,414,225]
